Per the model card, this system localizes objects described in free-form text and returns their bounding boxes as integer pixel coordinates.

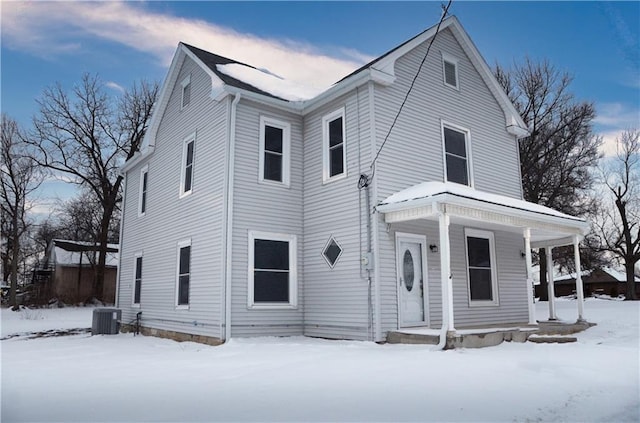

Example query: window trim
[322,107,347,184]
[180,132,196,198]
[440,120,474,187]
[321,235,343,269]
[464,228,499,307]
[247,230,297,309]
[441,52,460,90]
[138,165,148,217]
[175,239,192,309]
[258,116,291,187]
[132,252,143,308]
[181,74,191,109]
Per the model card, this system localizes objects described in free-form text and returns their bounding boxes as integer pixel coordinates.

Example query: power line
[367,1,453,181]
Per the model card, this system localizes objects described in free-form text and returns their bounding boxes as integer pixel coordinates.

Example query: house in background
[534,266,640,298]
[116,16,590,347]
[34,240,119,304]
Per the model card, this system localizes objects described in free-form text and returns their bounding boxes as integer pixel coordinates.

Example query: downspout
[223,93,241,341]
[114,173,126,308]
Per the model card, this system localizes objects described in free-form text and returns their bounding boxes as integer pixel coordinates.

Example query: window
[138,165,148,216]
[176,240,191,307]
[248,231,297,308]
[133,254,142,306]
[442,53,459,89]
[442,122,472,186]
[180,132,196,196]
[322,236,343,268]
[259,117,291,186]
[465,228,498,306]
[322,108,346,182]
[181,74,191,109]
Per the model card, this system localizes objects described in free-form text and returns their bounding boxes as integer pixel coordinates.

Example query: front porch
[377,182,593,348]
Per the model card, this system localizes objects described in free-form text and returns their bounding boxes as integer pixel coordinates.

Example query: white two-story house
[116,16,589,347]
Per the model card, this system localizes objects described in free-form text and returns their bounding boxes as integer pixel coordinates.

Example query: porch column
[546,248,557,320]
[573,235,585,322]
[439,209,455,332]
[523,228,536,325]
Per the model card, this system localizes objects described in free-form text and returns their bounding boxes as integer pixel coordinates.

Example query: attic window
[322,237,343,268]
[181,74,191,108]
[441,53,459,90]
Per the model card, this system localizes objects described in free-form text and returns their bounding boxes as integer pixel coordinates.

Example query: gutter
[119,144,155,176]
[223,93,241,341]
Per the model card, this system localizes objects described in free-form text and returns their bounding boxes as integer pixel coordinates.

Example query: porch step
[528,335,577,344]
[537,320,595,335]
[386,331,439,345]
[386,327,535,348]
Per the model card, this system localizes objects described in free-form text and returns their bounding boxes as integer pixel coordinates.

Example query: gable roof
[122,15,529,173]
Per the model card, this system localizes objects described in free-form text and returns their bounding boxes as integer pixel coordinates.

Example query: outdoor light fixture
[429,244,439,253]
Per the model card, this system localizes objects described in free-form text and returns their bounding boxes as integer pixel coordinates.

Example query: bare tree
[1,114,43,309]
[30,74,158,301]
[494,59,601,299]
[591,129,639,300]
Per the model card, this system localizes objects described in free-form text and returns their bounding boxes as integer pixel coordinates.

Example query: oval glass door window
[403,250,414,291]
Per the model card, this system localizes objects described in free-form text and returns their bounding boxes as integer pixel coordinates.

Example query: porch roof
[376,182,590,246]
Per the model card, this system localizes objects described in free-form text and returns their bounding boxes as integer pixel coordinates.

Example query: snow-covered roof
[216,63,322,102]
[378,181,587,224]
[50,240,119,268]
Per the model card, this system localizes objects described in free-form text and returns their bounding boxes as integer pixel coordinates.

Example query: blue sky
[1,1,639,215]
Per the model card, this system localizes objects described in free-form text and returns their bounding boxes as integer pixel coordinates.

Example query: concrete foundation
[120,324,223,346]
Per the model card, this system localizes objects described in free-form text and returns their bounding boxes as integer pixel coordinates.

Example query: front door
[396,234,428,327]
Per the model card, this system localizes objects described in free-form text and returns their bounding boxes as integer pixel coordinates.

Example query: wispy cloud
[105,81,125,93]
[1,1,371,90]
[594,103,640,128]
[594,102,640,156]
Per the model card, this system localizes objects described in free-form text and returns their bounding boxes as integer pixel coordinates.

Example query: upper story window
[180,132,196,197]
[442,122,472,186]
[248,231,297,309]
[259,117,291,186]
[133,253,142,307]
[176,239,191,308]
[465,228,498,306]
[322,108,346,183]
[441,52,459,90]
[181,74,191,109]
[138,165,148,216]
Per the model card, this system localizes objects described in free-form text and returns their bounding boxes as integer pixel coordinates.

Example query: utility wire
[367,0,453,181]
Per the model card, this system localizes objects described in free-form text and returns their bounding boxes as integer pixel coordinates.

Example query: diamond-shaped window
[322,237,343,268]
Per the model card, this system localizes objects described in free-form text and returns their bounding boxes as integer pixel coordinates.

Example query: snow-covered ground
[1,299,638,422]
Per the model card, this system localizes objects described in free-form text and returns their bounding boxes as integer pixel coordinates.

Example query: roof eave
[377,192,589,234]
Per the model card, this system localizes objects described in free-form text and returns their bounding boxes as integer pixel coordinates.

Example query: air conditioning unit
[91,308,121,335]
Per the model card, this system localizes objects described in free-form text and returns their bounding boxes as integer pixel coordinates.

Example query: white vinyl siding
[465,228,499,306]
[231,99,303,337]
[176,239,191,308]
[259,116,290,187]
[248,231,297,309]
[180,132,196,197]
[132,253,142,307]
[117,56,226,340]
[322,108,346,183]
[441,121,473,186]
[138,165,148,216]
[181,74,191,109]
